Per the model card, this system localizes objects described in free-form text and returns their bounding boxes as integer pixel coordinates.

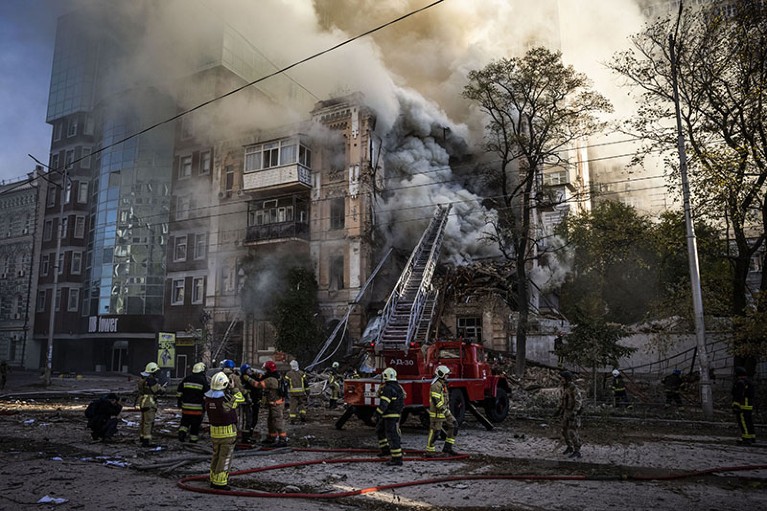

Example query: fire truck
[333,205,511,429]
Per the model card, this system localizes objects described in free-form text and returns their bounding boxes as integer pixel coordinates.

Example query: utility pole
[669,30,713,419]
[43,165,68,386]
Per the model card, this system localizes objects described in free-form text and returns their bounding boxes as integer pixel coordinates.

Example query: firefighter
[556,370,583,458]
[176,362,209,443]
[241,364,264,442]
[222,359,251,442]
[425,365,459,456]
[327,361,341,409]
[610,369,630,408]
[204,371,245,491]
[137,362,165,447]
[662,369,684,406]
[242,360,287,447]
[285,359,308,424]
[732,366,756,445]
[375,367,406,466]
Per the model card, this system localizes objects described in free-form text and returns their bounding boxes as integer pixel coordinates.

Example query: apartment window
[84,115,95,135]
[244,138,311,171]
[67,117,79,137]
[53,121,63,141]
[36,290,46,312]
[71,252,82,275]
[67,288,80,312]
[179,155,192,179]
[192,277,204,304]
[330,197,345,230]
[50,153,60,171]
[174,235,187,262]
[77,182,89,203]
[43,219,53,241]
[176,195,191,220]
[81,147,92,169]
[171,278,185,305]
[194,233,206,260]
[41,254,49,276]
[74,216,86,238]
[46,187,57,208]
[200,151,211,175]
[55,288,62,310]
[456,316,483,343]
[58,252,65,275]
[60,217,69,238]
[65,149,74,169]
[224,165,234,196]
[330,255,344,290]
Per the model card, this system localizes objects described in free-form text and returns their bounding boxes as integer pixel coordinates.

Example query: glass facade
[85,102,173,316]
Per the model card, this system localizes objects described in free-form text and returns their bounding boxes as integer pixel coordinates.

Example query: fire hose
[176,447,767,499]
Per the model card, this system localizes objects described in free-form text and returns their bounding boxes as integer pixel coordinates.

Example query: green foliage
[272,267,323,365]
[731,299,767,358]
[557,315,635,370]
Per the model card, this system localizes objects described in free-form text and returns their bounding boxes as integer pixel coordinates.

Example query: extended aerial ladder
[375,204,451,352]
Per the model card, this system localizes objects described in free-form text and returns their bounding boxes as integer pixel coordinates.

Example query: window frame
[67,288,80,312]
[173,235,188,262]
[192,276,204,304]
[179,155,193,179]
[171,278,185,305]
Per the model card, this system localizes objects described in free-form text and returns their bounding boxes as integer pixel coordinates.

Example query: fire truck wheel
[449,389,467,425]
[484,387,510,423]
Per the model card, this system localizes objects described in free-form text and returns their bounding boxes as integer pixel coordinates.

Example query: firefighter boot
[562,446,573,455]
[178,430,187,442]
[442,444,459,456]
[329,399,338,409]
[241,431,251,444]
[386,457,403,466]
[140,438,152,448]
[275,437,288,448]
[377,446,391,458]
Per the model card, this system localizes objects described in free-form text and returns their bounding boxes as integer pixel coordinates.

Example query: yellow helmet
[210,372,229,391]
[382,367,397,382]
[144,362,159,374]
[192,362,206,374]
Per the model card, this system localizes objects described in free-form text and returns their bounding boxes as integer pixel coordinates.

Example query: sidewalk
[0,369,139,399]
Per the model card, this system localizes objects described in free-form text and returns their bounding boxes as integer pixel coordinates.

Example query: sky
[0,0,650,187]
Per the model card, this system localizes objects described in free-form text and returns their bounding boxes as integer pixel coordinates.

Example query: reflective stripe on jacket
[429,379,449,419]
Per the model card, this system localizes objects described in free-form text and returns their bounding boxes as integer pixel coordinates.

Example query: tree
[463,47,613,377]
[557,315,635,404]
[610,4,767,320]
[272,267,324,365]
[558,201,657,324]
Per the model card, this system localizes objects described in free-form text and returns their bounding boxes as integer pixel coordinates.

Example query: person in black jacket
[177,362,210,442]
[86,393,123,441]
[732,366,756,445]
[375,367,406,466]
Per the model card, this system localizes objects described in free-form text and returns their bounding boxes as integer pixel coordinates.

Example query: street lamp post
[43,165,68,386]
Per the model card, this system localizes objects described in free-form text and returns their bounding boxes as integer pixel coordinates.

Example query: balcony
[244,220,309,245]
[243,164,311,194]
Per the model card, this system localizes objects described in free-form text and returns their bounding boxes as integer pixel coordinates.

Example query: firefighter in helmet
[732,366,756,445]
[204,371,245,490]
[375,367,406,466]
[176,362,209,442]
[285,359,308,424]
[137,362,165,447]
[425,365,459,456]
[242,360,287,447]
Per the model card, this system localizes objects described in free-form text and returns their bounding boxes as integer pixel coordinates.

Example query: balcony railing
[243,163,312,192]
[244,221,309,244]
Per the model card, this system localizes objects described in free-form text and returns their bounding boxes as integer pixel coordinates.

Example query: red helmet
[263,360,277,372]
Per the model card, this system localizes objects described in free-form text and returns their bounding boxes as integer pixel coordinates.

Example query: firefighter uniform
[732,367,756,444]
[285,362,308,424]
[610,370,629,408]
[243,361,287,446]
[426,366,458,456]
[176,364,209,442]
[558,370,583,458]
[137,362,164,446]
[327,362,341,408]
[223,361,252,442]
[376,368,406,466]
[204,372,245,490]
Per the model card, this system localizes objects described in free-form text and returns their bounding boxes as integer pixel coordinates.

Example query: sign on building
[157,332,176,368]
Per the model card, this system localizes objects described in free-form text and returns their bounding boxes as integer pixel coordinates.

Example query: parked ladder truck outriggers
[335,205,511,430]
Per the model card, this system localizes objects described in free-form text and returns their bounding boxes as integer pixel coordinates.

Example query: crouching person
[86,393,122,441]
[204,371,245,491]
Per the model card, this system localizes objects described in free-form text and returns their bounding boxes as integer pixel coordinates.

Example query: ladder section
[376,204,451,352]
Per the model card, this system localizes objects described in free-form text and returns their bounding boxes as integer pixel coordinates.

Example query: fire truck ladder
[375,204,451,353]
[212,313,239,363]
